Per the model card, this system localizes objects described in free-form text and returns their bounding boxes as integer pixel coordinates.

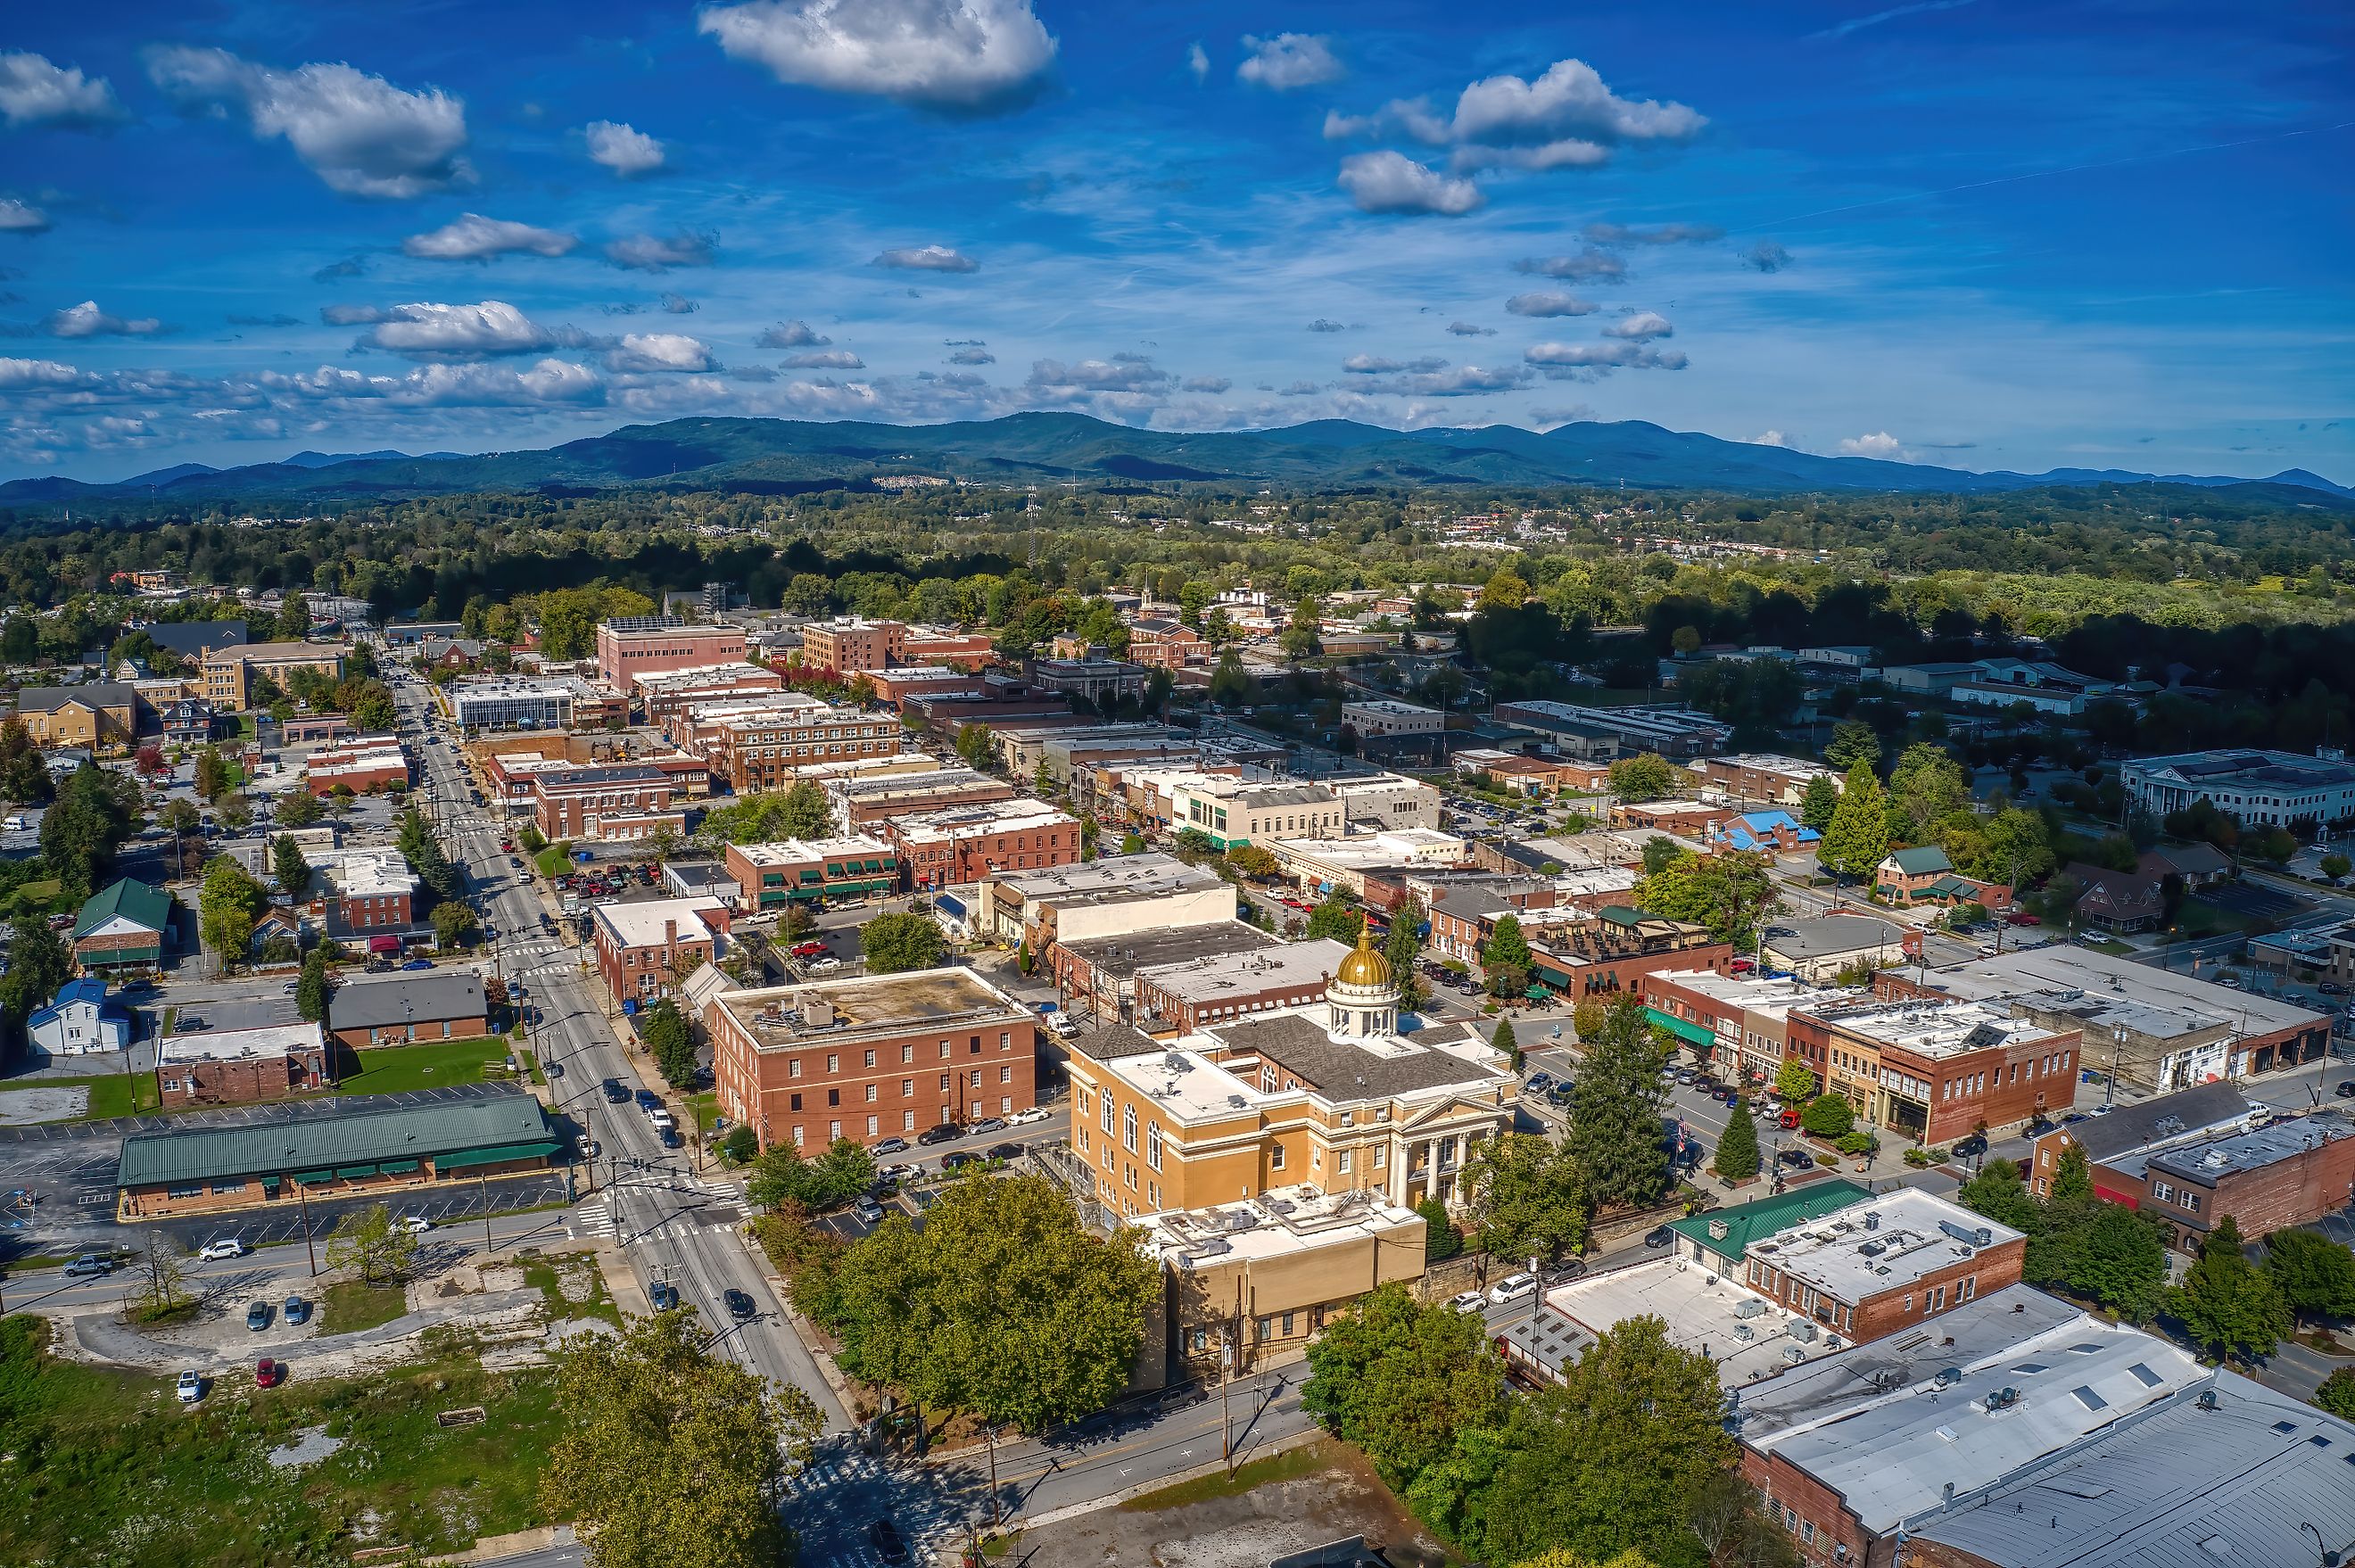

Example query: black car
[1642,1225,1674,1249]
[723,1287,757,1321]
[2336,1081,2355,1100]
[916,1123,962,1147]
[984,1142,1023,1161]
[868,1520,910,1565]
[2024,1116,2058,1135]
[1777,1148,1815,1168]
[1951,1134,1989,1158]
[650,1281,681,1311]
[940,1151,983,1172]
[601,1079,628,1102]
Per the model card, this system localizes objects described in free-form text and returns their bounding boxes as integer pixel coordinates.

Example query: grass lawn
[517,1250,622,1327]
[24,1071,164,1121]
[0,1315,568,1565]
[687,1090,722,1135]
[335,1037,511,1097]
[1119,1438,1336,1512]
[2082,937,2136,956]
[534,844,574,879]
[320,1278,410,1333]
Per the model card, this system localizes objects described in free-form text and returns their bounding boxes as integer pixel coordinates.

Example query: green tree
[193,745,229,803]
[39,762,139,902]
[2325,853,2353,883]
[2062,1202,2171,1321]
[1955,1152,2039,1233]
[1208,647,1253,706]
[777,779,830,838]
[1227,844,1279,879]
[1634,848,1780,946]
[1817,761,1889,882]
[294,946,331,1025]
[1607,753,1673,802]
[2318,1368,2355,1422]
[1461,1132,1588,1267]
[1715,1097,1760,1181]
[1563,999,1670,1209]
[0,915,72,1054]
[2264,1227,2355,1325]
[746,1141,816,1211]
[859,911,946,974]
[541,1306,822,1568]
[1798,772,1840,832]
[198,854,269,976]
[1386,895,1427,1011]
[720,1124,758,1164]
[1492,1016,1518,1069]
[954,722,994,772]
[1419,1196,1462,1260]
[1301,1281,1506,1490]
[273,787,325,828]
[432,900,479,950]
[2051,1141,2094,1201]
[269,832,311,899]
[0,716,53,805]
[1280,596,1322,661]
[1772,1059,1818,1103]
[1798,1093,1854,1138]
[1483,912,1533,998]
[324,1202,419,1285]
[2172,1215,2292,1360]
[1305,897,1364,945]
[1886,742,1971,843]
[798,1175,1159,1433]
[641,1000,698,1089]
[1824,719,1881,772]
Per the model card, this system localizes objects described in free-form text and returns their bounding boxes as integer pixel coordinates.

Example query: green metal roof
[116,1093,555,1190]
[1884,845,1954,875]
[437,1140,564,1170]
[74,877,171,941]
[1666,1178,1873,1262]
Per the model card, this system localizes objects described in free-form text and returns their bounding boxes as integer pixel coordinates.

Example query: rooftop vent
[1939,1220,1995,1248]
[1934,1366,1962,1388]
[1864,1212,1881,1232]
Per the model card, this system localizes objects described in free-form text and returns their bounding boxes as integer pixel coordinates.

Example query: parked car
[968,1117,1007,1136]
[1488,1271,1539,1305]
[871,1136,911,1157]
[245,1300,271,1332]
[63,1254,112,1279]
[1777,1110,1801,1129]
[176,1370,205,1404]
[650,1281,681,1311]
[876,1163,920,1185]
[790,940,827,957]
[2336,1080,2355,1099]
[401,959,434,972]
[940,1151,983,1172]
[1005,1107,1051,1126]
[399,1214,433,1234]
[1778,1148,1815,1168]
[984,1142,1023,1161]
[1951,1134,1989,1158]
[851,1198,886,1225]
[255,1358,285,1389]
[916,1124,962,1147]
[658,1126,683,1149]
[1643,1225,1675,1249]
[634,1088,661,1110]
[1448,1290,1489,1313]
[808,957,843,972]
[868,1520,910,1566]
[603,1079,630,1103]
[197,1237,246,1261]
[177,1015,209,1032]
[723,1287,757,1321]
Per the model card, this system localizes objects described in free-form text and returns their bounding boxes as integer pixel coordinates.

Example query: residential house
[26,978,133,1058]
[2068,861,2166,932]
[72,878,171,976]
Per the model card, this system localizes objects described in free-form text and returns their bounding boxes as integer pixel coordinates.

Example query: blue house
[1709,809,1821,854]
[27,978,134,1059]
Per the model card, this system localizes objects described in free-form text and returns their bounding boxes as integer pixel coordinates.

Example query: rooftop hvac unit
[1708,1218,1731,1242]
[1733,1298,1767,1319]
[1859,1240,1887,1258]
[1783,1347,1808,1366]
[1865,1211,1882,1231]
[1939,1220,1995,1248]
[1935,1366,1963,1388]
[1733,1324,1755,1342]
[802,994,835,1028]
[1789,1321,1818,1343]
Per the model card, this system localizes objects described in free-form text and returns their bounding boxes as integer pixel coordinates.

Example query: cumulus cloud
[1839,431,1913,460]
[1601,310,1673,340]
[0,356,92,389]
[1450,138,1607,174]
[143,45,471,199]
[758,319,830,347]
[0,51,128,130]
[784,348,864,368]
[1326,56,1702,178]
[1530,404,1596,428]
[1306,318,1349,333]
[401,212,577,260]
[1182,375,1230,393]
[1236,33,1343,91]
[1026,355,1174,399]
[1513,249,1626,283]
[1584,220,1722,245]
[1342,353,1447,375]
[699,0,1059,114]
[1351,363,1527,397]
[605,333,714,372]
[1445,321,1494,336]
[1524,339,1688,376]
[947,346,994,364]
[872,243,977,272]
[272,357,604,408]
[0,198,51,235]
[1337,151,1483,216]
[583,120,665,177]
[660,293,698,314]
[1742,239,1792,272]
[1186,43,1209,83]
[313,255,368,283]
[1506,292,1597,318]
[362,300,554,359]
[1750,430,1797,447]
[321,302,391,326]
[45,300,163,338]
[605,230,715,270]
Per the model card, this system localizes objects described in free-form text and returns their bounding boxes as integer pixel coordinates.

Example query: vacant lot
[0,1314,566,1567]
[335,1038,514,1097]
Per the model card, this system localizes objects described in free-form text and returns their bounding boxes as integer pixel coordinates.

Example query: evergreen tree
[1818,761,1889,883]
[1798,772,1840,832]
[1824,719,1881,772]
[270,832,311,899]
[2051,1141,2094,1201]
[2173,1215,2292,1360]
[295,946,331,1026]
[1562,999,1671,1209]
[1714,1096,1760,1180]
[2264,1227,2355,1325]
[1492,1017,1518,1069]
[1385,895,1426,1011]
[1417,1197,1462,1260]
[1483,913,1533,997]
[777,779,830,838]
[0,915,71,1054]
[643,1000,698,1089]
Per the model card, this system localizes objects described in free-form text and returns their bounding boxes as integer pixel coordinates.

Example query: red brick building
[707,706,902,791]
[885,797,1081,889]
[591,895,730,1010]
[723,838,900,910]
[156,1023,330,1108]
[798,618,904,675]
[1125,617,1209,670]
[318,850,420,935]
[1736,1185,2028,1345]
[830,766,1018,829]
[303,737,410,796]
[530,763,683,844]
[1784,996,2081,1144]
[897,629,996,669]
[593,620,747,689]
[707,969,1040,1150]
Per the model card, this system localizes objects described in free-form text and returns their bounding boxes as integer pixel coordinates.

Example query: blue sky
[1,0,2348,483]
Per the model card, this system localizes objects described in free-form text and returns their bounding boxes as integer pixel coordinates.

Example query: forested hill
[4,412,2349,509]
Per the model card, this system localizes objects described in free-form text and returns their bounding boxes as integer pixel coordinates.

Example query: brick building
[830,766,1017,829]
[530,763,684,844]
[1124,617,1208,670]
[200,641,343,711]
[156,1023,329,1108]
[1693,753,1841,806]
[316,849,420,936]
[885,797,1081,888]
[1525,907,1731,1001]
[1640,969,1863,1085]
[2098,1109,2355,1256]
[1449,748,1614,795]
[1131,936,1354,1035]
[1784,996,2081,1143]
[1054,920,1287,1023]
[723,837,900,910]
[326,971,489,1050]
[2022,1079,2251,1198]
[1738,1186,2027,1344]
[706,706,902,791]
[593,617,748,689]
[14,684,142,749]
[302,736,410,796]
[591,895,731,1010]
[708,968,1040,1150]
[632,660,784,718]
[798,618,904,675]
[897,628,996,669]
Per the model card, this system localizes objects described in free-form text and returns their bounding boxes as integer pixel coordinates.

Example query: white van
[2,814,24,831]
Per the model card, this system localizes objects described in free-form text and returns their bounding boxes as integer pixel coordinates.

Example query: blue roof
[1739,810,1798,830]
[29,977,129,1029]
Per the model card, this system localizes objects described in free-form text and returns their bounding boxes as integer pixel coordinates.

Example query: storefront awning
[378,1159,419,1173]
[333,1162,379,1177]
[436,1140,562,1171]
[1643,1007,1715,1048]
[366,935,401,954]
[294,1169,334,1184]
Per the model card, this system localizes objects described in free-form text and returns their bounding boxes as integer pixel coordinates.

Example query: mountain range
[2,415,2347,508]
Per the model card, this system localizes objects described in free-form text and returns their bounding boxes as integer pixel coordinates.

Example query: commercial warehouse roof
[118,1093,557,1189]
[1667,1178,1871,1264]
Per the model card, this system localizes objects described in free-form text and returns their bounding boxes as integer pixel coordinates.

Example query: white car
[176,1370,205,1404]
[1005,1107,1052,1127]
[196,1238,246,1261]
[808,957,843,972]
[1488,1271,1539,1305]
[1448,1290,1489,1314]
[399,1215,433,1234]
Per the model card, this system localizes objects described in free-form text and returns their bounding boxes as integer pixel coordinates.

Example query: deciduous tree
[2172,1215,2292,1360]
[1607,753,1673,802]
[0,915,71,1053]
[1461,1132,1587,1267]
[1302,1281,1506,1490]
[1772,1059,1817,1103]
[199,854,269,976]
[2264,1226,2355,1325]
[859,911,945,974]
[324,1202,418,1286]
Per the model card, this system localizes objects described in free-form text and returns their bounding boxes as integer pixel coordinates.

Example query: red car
[2005,911,2042,927]
[791,940,827,957]
[255,1358,285,1389]
[1777,1110,1801,1129]
[1730,958,1756,974]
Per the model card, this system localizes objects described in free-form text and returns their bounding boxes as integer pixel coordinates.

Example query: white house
[27,978,133,1058]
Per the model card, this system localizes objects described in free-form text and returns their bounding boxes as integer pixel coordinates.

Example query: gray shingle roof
[2064,1081,2253,1162]
[329,970,487,1030]
[1214,1014,1500,1101]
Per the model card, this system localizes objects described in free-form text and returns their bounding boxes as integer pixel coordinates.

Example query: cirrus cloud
[143,45,471,200]
[698,0,1059,115]
[1585,220,1722,245]
[401,213,578,261]
[583,120,665,177]
[1336,151,1483,216]
[0,51,128,130]
[1235,33,1343,91]
[872,243,977,271]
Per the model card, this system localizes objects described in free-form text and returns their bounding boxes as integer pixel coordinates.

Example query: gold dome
[1335,926,1392,988]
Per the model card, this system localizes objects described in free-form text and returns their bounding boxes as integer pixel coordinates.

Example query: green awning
[333,1162,379,1177]
[828,879,893,895]
[259,1175,281,1189]
[294,1169,334,1184]
[1644,1006,1715,1047]
[378,1159,419,1173]
[436,1140,562,1171]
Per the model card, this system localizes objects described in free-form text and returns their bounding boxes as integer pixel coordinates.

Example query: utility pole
[478,1170,494,1254]
[297,1176,318,1276]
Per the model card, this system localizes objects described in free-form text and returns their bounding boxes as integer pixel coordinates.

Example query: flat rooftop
[1918,945,2326,1035]
[1796,996,2069,1061]
[1749,1186,2024,1302]
[713,968,1032,1052]
[890,797,1074,843]
[1546,1257,1837,1390]
[729,835,893,865]
[1092,1043,1269,1123]
[1144,1184,1419,1268]
[591,895,725,949]
[2143,1110,2352,1184]
[1136,936,1349,1001]
[159,1021,322,1064]
[1063,920,1285,982]
[1648,969,1851,1018]
[991,853,1218,904]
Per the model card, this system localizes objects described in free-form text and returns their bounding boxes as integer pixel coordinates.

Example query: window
[902,1044,914,1064]
[789,1093,803,1111]
[1270,1143,1286,1170]
[829,1120,843,1140]
[789,1058,803,1078]
[904,1110,915,1131]
[969,1069,981,1088]
[866,1115,879,1135]
[1000,1031,1011,1050]
[1281,1312,1295,1336]
[940,1073,952,1092]
[864,1050,876,1069]
[864,1084,878,1103]
[939,1041,952,1059]
[826,1054,839,1075]
[791,1126,806,1146]
[901,1078,913,1097]
[1147,1123,1163,1171]
[1123,1103,1138,1152]
[1102,1093,1115,1134]
[999,1065,1012,1084]
[1338,1150,1353,1175]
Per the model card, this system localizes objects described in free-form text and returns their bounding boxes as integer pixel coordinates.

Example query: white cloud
[0,356,91,390]
[1186,43,1209,83]
[1512,249,1626,283]
[605,230,716,270]
[315,358,605,408]
[363,300,554,359]
[758,319,830,347]
[0,51,128,130]
[0,197,51,234]
[143,45,471,199]
[1750,430,1797,448]
[1524,340,1688,375]
[947,346,994,365]
[1585,220,1722,245]
[607,333,714,372]
[698,0,1058,114]
[1450,138,1607,174]
[872,243,978,271]
[1336,151,1483,217]
[1235,34,1343,91]
[1530,404,1596,428]
[1449,58,1705,149]
[1349,363,1527,397]
[1601,310,1673,340]
[45,300,163,338]
[1026,356,1174,401]
[320,302,391,326]
[1343,353,1447,375]
[1182,375,1229,393]
[660,293,698,314]
[1839,431,1913,460]
[1506,292,1597,318]
[584,120,666,177]
[784,348,864,368]
[1445,321,1494,336]
[401,213,578,260]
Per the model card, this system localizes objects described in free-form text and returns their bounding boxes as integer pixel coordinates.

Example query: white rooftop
[1144,1184,1420,1267]
[890,796,1075,845]
[323,848,418,899]
[1546,1256,1838,1390]
[1919,944,2326,1036]
[1800,995,2074,1061]
[1136,937,1351,1003]
[1750,1185,2024,1303]
[160,1020,322,1064]
[591,895,726,949]
[1650,969,1858,1018]
[730,835,894,865]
